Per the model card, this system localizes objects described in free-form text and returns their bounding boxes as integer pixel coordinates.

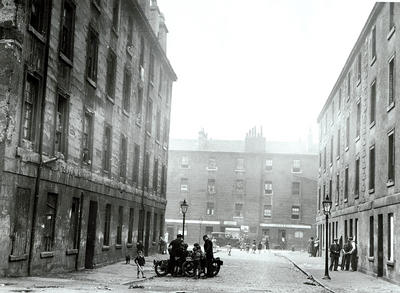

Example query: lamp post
[180,199,189,240]
[322,195,332,280]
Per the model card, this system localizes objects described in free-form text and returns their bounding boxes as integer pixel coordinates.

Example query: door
[85,201,97,269]
[144,211,151,256]
[278,229,286,249]
[377,214,383,277]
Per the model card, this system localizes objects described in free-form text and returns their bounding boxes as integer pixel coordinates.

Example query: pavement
[275,250,400,293]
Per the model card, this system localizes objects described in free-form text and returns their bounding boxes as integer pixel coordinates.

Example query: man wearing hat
[168,234,183,275]
[341,237,352,271]
[349,237,358,271]
[329,238,340,271]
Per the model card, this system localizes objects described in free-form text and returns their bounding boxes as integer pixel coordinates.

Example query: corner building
[0,0,176,276]
[316,2,400,283]
[166,129,318,250]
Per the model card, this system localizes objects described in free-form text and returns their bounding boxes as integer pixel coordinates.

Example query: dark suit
[168,238,182,274]
[329,242,340,271]
[204,239,214,277]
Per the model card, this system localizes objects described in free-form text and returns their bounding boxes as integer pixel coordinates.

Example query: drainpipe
[27,0,53,276]
[75,192,84,271]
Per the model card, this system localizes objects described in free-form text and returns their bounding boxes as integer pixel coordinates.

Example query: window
[344,219,348,241]
[389,3,395,31]
[181,156,189,168]
[180,178,188,192]
[346,116,350,148]
[145,99,153,133]
[82,111,93,164]
[323,146,326,170]
[43,193,57,251]
[55,94,69,156]
[70,197,80,249]
[156,110,161,141]
[86,28,98,82]
[329,179,332,200]
[347,72,351,100]
[163,118,169,146]
[294,231,304,238]
[357,53,361,83]
[330,136,333,164]
[106,49,117,100]
[369,146,375,191]
[11,188,31,256]
[123,69,132,112]
[388,130,395,184]
[158,68,163,96]
[350,219,353,238]
[160,164,167,197]
[116,206,123,245]
[234,203,243,217]
[128,208,134,244]
[344,167,349,201]
[144,152,150,189]
[356,101,361,138]
[292,160,301,173]
[153,158,159,193]
[336,173,340,204]
[60,0,75,60]
[103,125,112,172]
[263,205,272,218]
[371,26,376,62]
[331,101,334,124]
[139,36,145,74]
[127,16,133,46]
[338,88,342,112]
[120,135,127,178]
[291,206,300,220]
[208,158,217,170]
[132,144,140,184]
[355,158,360,197]
[389,55,395,106]
[30,0,47,34]
[265,159,273,171]
[388,213,394,261]
[370,80,376,125]
[318,188,321,210]
[103,204,111,246]
[22,74,39,141]
[264,181,273,195]
[236,158,245,170]
[337,128,341,158]
[112,0,120,32]
[292,182,300,196]
[369,216,374,257]
[149,52,155,83]
[136,87,143,119]
[153,213,158,242]
[207,179,216,194]
[206,202,214,215]
[235,179,245,192]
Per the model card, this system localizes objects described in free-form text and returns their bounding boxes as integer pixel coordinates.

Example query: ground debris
[128,284,144,289]
[97,285,112,290]
[303,281,317,286]
[9,290,34,293]
[33,284,63,288]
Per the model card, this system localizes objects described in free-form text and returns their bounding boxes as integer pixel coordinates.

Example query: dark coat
[330,243,340,257]
[134,255,145,266]
[204,239,213,259]
[169,238,183,256]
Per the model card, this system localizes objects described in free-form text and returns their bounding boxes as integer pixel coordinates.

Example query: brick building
[0,0,176,276]
[165,129,318,250]
[316,2,400,283]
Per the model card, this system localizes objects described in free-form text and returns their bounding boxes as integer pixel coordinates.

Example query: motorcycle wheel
[182,261,195,277]
[154,262,169,277]
[211,260,221,277]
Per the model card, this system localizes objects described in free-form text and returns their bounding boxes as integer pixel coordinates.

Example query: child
[192,243,203,279]
[134,251,146,278]
[226,243,232,256]
[125,254,131,264]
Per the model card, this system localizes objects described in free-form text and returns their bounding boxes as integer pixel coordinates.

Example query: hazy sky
[158,0,377,141]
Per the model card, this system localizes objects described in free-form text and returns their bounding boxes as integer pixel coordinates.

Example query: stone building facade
[316,2,400,283]
[0,0,176,276]
[166,129,318,250]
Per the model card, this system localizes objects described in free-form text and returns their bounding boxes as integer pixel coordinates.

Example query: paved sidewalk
[0,254,166,292]
[276,250,400,293]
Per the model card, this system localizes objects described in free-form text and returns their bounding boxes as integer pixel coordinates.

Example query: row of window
[320,3,396,138]
[180,157,302,173]
[319,129,395,208]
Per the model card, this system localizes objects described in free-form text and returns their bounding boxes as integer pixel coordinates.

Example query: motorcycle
[153,259,169,277]
[182,254,223,277]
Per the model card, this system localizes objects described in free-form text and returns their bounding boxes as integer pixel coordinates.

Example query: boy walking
[134,251,146,278]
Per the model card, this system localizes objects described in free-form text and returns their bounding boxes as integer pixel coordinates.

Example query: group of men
[168,234,214,277]
[329,237,357,271]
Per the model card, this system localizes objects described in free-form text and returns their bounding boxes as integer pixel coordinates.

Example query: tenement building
[166,129,318,250]
[316,2,400,283]
[0,0,176,276]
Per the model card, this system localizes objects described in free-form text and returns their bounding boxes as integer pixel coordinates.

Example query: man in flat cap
[168,234,183,276]
[349,237,358,271]
[329,238,340,271]
[341,237,352,271]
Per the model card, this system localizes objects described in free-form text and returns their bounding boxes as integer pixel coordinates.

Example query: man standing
[341,237,352,271]
[349,237,358,271]
[329,238,340,271]
[203,234,214,277]
[168,234,183,276]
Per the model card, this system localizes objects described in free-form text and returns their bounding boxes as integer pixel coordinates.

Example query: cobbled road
[137,250,329,293]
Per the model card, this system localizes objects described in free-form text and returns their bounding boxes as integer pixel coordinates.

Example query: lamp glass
[180,199,189,214]
[322,197,332,215]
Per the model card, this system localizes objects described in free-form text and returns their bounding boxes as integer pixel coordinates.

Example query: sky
[157,0,377,142]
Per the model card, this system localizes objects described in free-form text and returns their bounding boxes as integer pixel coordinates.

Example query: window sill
[40,251,55,259]
[111,27,119,38]
[370,56,376,67]
[115,244,122,249]
[180,166,190,169]
[354,194,359,199]
[122,109,130,118]
[345,146,349,152]
[9,254,28,262]
[368,256,374,262]
[369,121,376,129]
[264,193,273,196]
[387,102,395,113]
[387,260,395,267]
[91,0,101,13]
[135,121,142,128]
[59,52,73,67]
[86,77,97,89]
[158,93,163,100]
[387,26,396,40]
[102,245,110,251]
[207,167,218,171]
[155,139,160,145]
[336,155,340,161]
[163,144,168,151]
[146,131,151,137]
[66,248,78,255]
[354,136,360,143]
[291,170,302,174]
[106,95,115,104]
[149,81,155,88]
[127,243,133,248]
[264,169,273,172]
[344,198,348,203]
[369,188,375,194]
[28,25,46,43]
[329,162,333,168]
[335,202,339,206]
[387,180,395,188]
[234,169,246,173]
[356,78,361,87]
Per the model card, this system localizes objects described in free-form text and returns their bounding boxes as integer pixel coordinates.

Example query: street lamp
[180,199,189,240]
[322,195,332,280]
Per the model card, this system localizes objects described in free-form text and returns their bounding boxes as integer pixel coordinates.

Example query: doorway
[377,214,383,277]
[85,201,97,269]
[144,211,151,256]
[278,229,286,249]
